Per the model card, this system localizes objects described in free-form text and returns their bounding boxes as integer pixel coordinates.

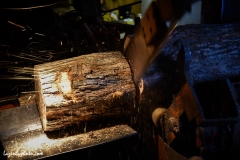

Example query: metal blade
[1,125,137,160]
[0,104,137,159]
[124,0,194,83]
[0,104,42,138]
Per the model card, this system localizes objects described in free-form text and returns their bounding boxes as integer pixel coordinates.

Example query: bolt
[168,117,180,136]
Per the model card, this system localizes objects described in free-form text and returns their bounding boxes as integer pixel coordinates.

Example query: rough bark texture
[34,51,135,131]
[160,23,240,83]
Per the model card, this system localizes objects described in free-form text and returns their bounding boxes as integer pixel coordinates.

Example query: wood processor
[0,1,138,159]
[0,0,240,160]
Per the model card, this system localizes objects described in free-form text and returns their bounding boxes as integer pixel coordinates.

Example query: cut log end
[34,51,135,131]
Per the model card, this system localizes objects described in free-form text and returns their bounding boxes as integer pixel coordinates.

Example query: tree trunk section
[34,51,135,131]
[161,23,240,83]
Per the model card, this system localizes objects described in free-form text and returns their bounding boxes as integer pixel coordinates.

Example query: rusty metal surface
[1,125,137,160]
[0,104,42,138]
[151,30,240,159]
[157,135,187,160]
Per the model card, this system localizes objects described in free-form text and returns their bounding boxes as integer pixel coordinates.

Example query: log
[34,51,135,131]
[160,23,240,83]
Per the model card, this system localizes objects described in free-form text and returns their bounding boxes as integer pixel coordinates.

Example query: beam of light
[39,50,55,53]
[0,44,10,47]
[21,91,39,93]
[45,51,69,55]
[0,61,18,65]
[35,33,45,36]
[19,53,47,62]
[0,75,34,80]
[7,21,25,29]
[7,67,34,75]
[7,54,45,63]
[59,72,72,95]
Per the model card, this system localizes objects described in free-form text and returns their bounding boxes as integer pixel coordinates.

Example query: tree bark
[160,23,240,83]
[34,51,135,131]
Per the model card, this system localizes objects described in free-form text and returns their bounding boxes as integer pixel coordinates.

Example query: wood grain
[34,51,135,131]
